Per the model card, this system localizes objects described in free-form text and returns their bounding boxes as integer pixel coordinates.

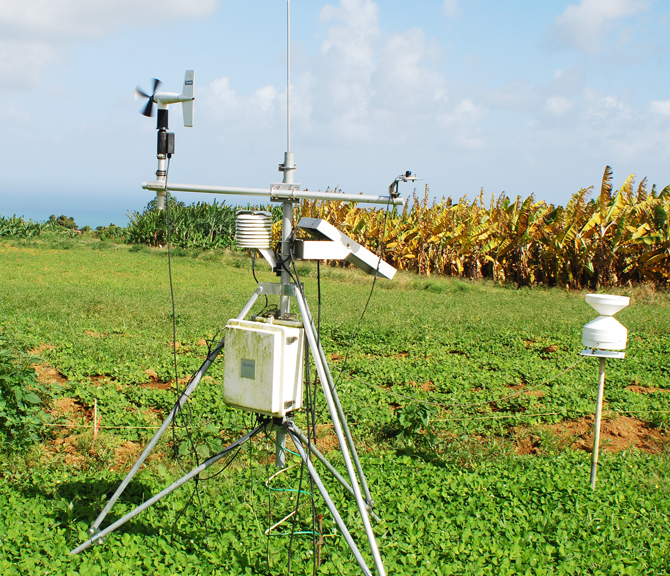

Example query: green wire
[266,432,301,457]
[268,531,318,537]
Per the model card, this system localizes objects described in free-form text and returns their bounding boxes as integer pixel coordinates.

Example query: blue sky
[1,0,669,227]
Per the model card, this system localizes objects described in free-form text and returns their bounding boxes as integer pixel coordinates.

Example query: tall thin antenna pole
[287,0,291,153]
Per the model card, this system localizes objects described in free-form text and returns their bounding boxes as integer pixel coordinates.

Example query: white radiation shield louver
[236,211,273,249]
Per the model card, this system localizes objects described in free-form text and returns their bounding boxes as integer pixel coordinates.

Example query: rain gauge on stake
[580,294,630,489]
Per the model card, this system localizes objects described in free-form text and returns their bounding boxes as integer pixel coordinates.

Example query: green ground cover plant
[0,237,669,574]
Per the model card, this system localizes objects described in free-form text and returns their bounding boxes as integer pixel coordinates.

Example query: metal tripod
[70,249,387,576]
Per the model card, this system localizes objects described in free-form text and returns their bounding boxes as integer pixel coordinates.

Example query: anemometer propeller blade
[134,71,194,127]
[134,78,162,118]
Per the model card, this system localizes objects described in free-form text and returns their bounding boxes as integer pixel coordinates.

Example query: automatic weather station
[71,4,417,575]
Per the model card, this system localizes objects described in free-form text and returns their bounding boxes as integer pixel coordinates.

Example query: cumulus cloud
[0,0,217,39]
[201,0,484,152]
[443,0,458,18]
[546,0,649,53]
[0,0,218,90]
[0,40,57,91]
[650,100,670,117]
[545,96,575,115]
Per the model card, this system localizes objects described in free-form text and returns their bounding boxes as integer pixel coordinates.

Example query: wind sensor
[135,71,195,210]
[72,3,417,575]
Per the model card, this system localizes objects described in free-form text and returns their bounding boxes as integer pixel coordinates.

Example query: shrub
[0,347,55,451]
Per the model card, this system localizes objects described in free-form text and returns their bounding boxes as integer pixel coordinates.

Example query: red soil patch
[84,330,106,338]
[27,343,55,356]
[141,381,174,390]
[314,423,340,453]
[47,436,86,468]
[388,402,402,414]
[515,415,668,456]
[31,363,68,386]
[421,381,434,392]
[516,435,541,456]
[505,383,545,398]
[408,380,434,392]
[550,415,667,453]
[140,368,188,390]
[626,385,670,394]
[112,441,143,472]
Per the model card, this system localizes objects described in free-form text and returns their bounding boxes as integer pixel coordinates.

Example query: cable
[332,200,392,386]
[164,157,210,546]
[285,227,320,576]
[314,199,393,426]
[251,249,269,312]
[167,417,269,546]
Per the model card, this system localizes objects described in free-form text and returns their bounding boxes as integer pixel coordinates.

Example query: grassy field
[1,233,669,575]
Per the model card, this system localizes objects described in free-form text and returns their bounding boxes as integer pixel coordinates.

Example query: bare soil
[626,385,670,394]
[515,415,668,456]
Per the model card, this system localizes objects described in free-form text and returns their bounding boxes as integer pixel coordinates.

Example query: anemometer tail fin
[182,100,194,127]
[182,70,194,127]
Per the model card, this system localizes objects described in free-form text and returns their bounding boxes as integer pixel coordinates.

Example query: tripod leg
[291,424,380,522]
[90,338,225,532]
[296,290,376,510]
[71,420,268,556]
[294,293,386,576]
[287,428,372,576]
[237,286,262,320]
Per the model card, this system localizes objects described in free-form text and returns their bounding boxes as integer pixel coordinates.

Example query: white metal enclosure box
[223,319,304,417]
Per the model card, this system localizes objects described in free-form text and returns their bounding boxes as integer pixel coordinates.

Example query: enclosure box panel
[223,319,304,417]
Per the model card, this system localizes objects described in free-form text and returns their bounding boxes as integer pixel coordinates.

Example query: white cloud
[0,0,217,39]
[2,102,32,125]
[443,0,458,18]
[650,100,670,116]
[200,76,282,137]
[0,40,57,91]
[548,0,649,52]
[202,0,485,152]
[545,96,574,115]
[0,0,218,91]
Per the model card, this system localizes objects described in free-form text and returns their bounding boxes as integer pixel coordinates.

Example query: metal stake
[590,357,607,490]
[291,424,380,522]
[288,428,372,576]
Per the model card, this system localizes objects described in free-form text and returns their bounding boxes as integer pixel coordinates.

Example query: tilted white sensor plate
[297,217,396,280]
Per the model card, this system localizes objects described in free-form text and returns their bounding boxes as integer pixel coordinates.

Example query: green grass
[1,237,670,575]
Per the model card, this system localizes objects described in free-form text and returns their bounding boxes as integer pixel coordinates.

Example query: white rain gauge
[580,293,630,489]
[70,3,420,574]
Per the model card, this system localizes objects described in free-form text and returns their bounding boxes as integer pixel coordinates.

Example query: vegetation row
[4,166,668,289]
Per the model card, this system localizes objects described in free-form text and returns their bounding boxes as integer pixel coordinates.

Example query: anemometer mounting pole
[155,112,175,211]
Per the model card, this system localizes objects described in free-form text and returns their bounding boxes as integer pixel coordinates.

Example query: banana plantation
[299,166,670,289]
